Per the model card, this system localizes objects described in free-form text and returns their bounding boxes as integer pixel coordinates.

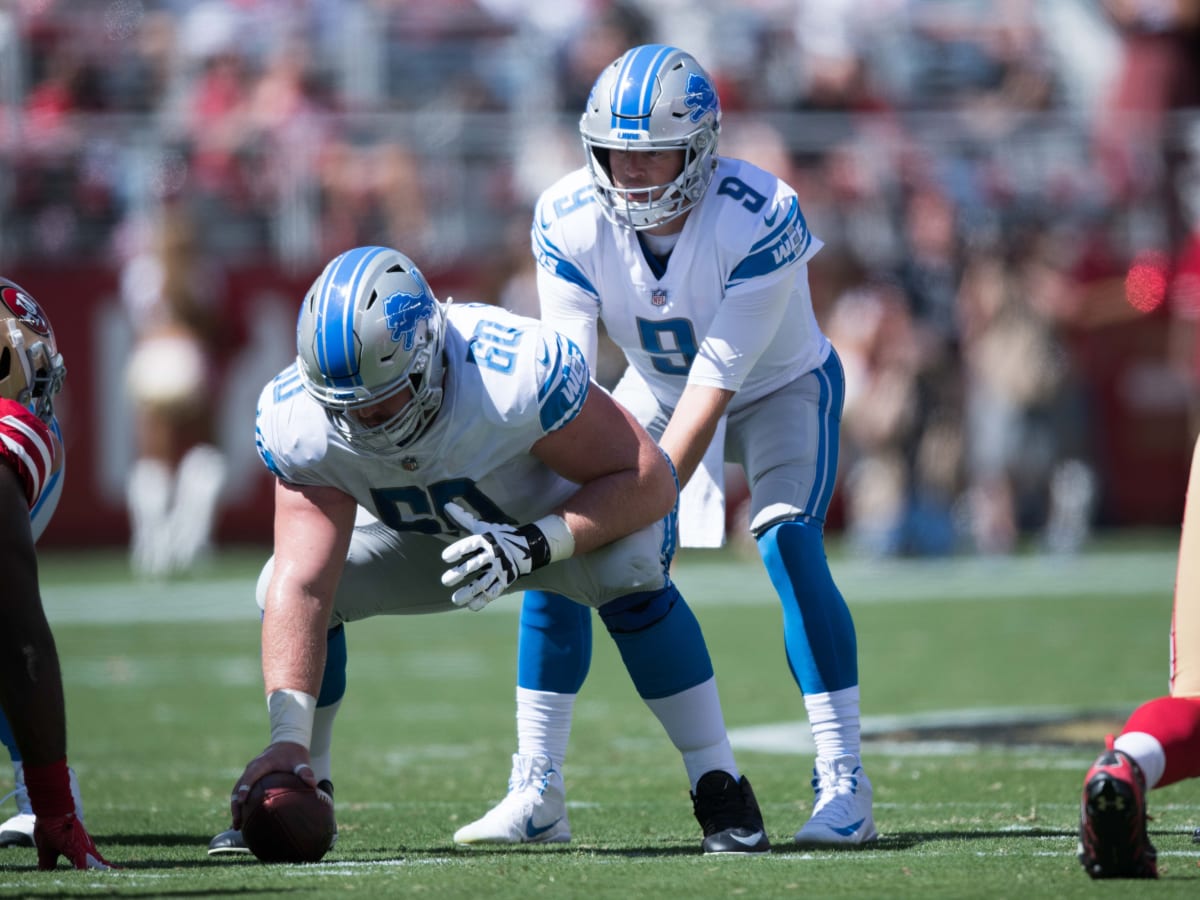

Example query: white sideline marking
[674,549,1175,606]
[39,549,1176,623]
[729,705,1137,757]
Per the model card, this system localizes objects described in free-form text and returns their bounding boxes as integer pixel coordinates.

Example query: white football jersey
[0,398,63,542]
[533,156,830,412]
[255,303,590,538]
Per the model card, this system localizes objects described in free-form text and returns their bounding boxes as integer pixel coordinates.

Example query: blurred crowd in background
[1,0,1199,564]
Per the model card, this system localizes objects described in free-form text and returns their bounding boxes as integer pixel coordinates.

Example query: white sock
[515,687,574,770]
[310,699,341,785]
[167,444,227,571]
[1114,731,1166,789]
[805,685,862,760]
[642,678,738,791]
[127,457,174,577]
[11,761,31,816]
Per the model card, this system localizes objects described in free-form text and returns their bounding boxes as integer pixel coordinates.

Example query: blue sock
[0,708,18,763]
[599,583,714,700]
[318,624,348,707]
[757,519,858,693]
[517,591,592,694]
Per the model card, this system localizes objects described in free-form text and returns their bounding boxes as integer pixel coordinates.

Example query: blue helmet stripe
[316,246,385,388]
[612,44,674,131]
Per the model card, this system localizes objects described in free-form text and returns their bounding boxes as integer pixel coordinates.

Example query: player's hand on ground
[230,742,315,829]
[440,502,549,610]
[35,814,117,870]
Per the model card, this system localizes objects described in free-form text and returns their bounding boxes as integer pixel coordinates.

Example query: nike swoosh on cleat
[525,817,562,839]
[764,210,779,227]
[729,830,766,847]
[831,818,867,836]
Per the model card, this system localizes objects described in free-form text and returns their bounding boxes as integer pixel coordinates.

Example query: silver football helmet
[580,44,721,231]
[0,277,66,423]
[296,246,447,455]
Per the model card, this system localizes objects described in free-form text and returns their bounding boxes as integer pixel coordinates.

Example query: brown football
[240,772,336,863]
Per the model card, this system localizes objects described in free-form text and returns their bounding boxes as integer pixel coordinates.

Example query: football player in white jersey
[212,246,770,856]
[456,44,877,848]
[0,278,113,869]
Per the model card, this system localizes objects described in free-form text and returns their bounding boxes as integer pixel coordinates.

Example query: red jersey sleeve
[0,397,55,509]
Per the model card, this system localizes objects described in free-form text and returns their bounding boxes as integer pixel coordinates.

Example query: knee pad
[598,585,677,634]
[600,584,713,700]
[255,558,273,613]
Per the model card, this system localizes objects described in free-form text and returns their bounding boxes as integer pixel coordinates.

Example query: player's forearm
[557,451,675,554]
[260,587,331,700]
[659,384,734,488]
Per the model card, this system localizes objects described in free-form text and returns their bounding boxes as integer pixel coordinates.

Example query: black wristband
[517,523,552,571]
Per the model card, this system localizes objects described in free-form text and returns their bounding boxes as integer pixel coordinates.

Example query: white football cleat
[0,811,35,848]
[794,754,878,847]
[454,753,570,845]
[1,763,84,848]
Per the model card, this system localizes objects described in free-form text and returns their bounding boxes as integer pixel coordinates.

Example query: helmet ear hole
[0,346,9,382]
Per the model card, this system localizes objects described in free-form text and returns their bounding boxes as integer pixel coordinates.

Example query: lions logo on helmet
[384,285,436,352]
[683,73,718,123]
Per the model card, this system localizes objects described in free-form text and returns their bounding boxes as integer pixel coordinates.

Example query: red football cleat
[1078,735,1157,879]
[34,813,117,871]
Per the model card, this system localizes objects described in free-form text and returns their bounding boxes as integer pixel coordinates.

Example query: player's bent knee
[598,584,676,633]
[600,584,713,699]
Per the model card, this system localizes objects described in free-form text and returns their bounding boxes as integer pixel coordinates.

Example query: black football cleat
[1078,737,1157,879]
[691,770,771,855]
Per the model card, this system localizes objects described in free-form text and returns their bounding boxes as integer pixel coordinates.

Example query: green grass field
[1,537,1197,898]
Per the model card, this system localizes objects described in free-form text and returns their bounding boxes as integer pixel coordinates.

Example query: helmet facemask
[0,280,66,423]
[585,130,718,231]
[325,319,446,455]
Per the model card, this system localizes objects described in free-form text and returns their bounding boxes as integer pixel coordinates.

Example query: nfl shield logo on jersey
[651,288,668,307]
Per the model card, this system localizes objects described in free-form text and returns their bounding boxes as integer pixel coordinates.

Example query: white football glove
[440,502,571,611]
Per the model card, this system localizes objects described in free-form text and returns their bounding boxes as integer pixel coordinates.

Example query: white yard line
[39,549,1176,623]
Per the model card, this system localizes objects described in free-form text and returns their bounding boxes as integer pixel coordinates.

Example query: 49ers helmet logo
[1,285,52,337]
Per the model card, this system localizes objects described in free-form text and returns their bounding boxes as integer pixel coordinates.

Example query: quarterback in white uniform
[212,245,770,856]
[458,44,876,848]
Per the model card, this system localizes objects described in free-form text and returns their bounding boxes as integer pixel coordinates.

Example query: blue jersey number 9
[637,317,698,376]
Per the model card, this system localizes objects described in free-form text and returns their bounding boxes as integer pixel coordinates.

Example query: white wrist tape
[267,688,317,749]
[533,514,575,563]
